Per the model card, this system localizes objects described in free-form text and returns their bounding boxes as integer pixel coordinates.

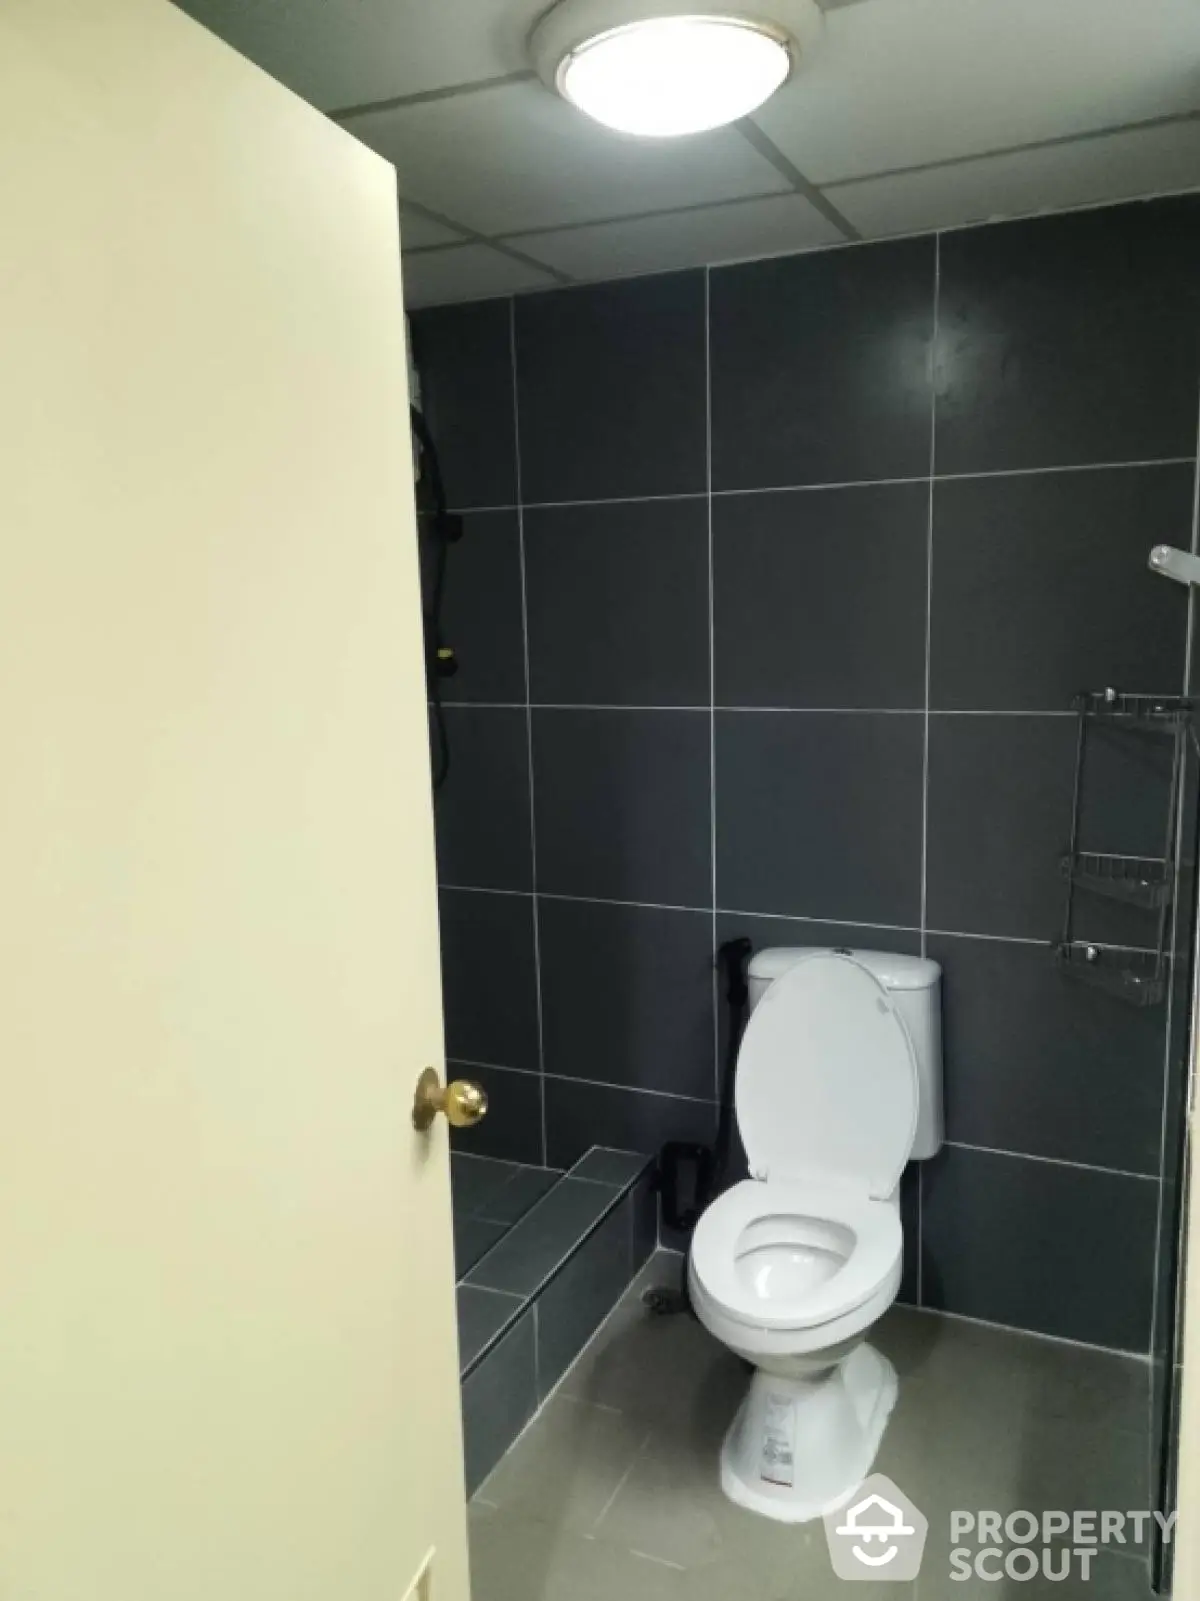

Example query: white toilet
[688,946,942,1524]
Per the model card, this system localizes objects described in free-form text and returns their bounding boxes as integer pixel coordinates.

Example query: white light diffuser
[561,16,790,137]
[530,0,822,139]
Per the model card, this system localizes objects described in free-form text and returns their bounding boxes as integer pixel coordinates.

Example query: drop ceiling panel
[400,208,467,250]
[756,0,1200,184]
[518,193,845,279]
[347,80,791,236]
[173,0,546,111]
[830,121,1200,238]
[402,244,560,309]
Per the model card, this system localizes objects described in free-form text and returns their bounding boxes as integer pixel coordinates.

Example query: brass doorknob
[412,1066,488,1132]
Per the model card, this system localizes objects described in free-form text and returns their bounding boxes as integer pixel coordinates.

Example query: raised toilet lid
[735,951,918,1198]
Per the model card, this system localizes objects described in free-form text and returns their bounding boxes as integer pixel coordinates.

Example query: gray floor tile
[481,1396,649,1533]
[466,1178,619,1296]
[915,1548,1151,1599]
[468,1502,692,1601]
[570,1148,652,1187]
[469,1256,1152,1601]
[457,1285,524,1374]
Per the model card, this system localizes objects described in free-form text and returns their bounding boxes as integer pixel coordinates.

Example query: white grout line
[508,300,549,1168]
[531,1300,540,1401]
[712,473,927,497]
[457,1282,525,1301]
[934,455,1196,484]
[447,458,1194,517]
[442,889,1159,955]
[913,209,933,1326]
[589,1434,652,1534]
[538,890,710,915]
[628,1551,687,1573]
[705,266,720,1107]
[920,232,940,976]
[439,882,532,896]
[1146,378,1200,1381]
[946,1139,1158,1182]
[521,489,708,511]
[440,701,1078,715]
[547,1072,715,1106]
[532,703,709,712]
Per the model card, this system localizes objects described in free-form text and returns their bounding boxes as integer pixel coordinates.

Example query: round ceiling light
[530,0,822,139]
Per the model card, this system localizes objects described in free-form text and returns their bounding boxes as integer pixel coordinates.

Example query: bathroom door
[0,4,468,1600]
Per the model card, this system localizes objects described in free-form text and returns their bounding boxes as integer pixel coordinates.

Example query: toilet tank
[745,946,943,1160]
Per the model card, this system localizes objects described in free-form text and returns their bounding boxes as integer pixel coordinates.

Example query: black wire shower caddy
[1056,689,1195,1008]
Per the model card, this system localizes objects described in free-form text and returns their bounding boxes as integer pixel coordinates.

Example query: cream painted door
[0,3,469,1598]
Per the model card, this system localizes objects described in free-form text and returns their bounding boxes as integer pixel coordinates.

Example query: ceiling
[175,0,1200,307]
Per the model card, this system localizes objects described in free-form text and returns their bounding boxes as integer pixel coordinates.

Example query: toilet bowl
[688,947,942,1523]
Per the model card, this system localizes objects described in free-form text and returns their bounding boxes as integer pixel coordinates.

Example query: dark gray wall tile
[457,1285,523,1374]
[714,482,929,709]
[930,465,1191,711]
[481,1166,561,1225]
[515,273,706,503]
[466,1177,617,1295]
[452,1153,523,1215]
[526,499,709,706]
[927,934,1166,1174]
[716,711,924,924]
[539,898,715,1099]
[431,510,526,703]
[630,1174,658,1272]
[449,1062,544,1166]
[926,714,1176,941]
[545,1077,716,1170]
[434,709,532,891]
[1078,720,1182,860]
[921,1144,1157,1351]
[454,1214,507,1278]
[439,889,540,1072]
[433,201,1187,1359]
[898,1164,920,1306]
[533,710,711,905]
[936,198,1200,475]
[461,1309,538,1494]
[535,1203,631,1399]
[410,300,517,510]
[710,236,936,490]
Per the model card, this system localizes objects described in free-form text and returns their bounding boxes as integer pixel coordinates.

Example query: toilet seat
[735,951,918,1196]
[690,1178,901,1332]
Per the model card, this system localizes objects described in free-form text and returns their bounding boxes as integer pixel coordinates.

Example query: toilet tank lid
[748,946,941,994]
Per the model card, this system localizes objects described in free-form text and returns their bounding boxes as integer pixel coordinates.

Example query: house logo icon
[823,1473,928,1581]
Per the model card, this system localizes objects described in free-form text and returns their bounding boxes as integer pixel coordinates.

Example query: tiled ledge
[455,1146,655,1493]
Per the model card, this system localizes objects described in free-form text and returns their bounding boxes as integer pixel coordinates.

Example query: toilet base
[719,1343,897,1523]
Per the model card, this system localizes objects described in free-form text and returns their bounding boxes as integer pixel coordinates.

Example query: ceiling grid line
[331,70,538,123]
[401,108,1200,270]
[733,115,860,238]
[399,197,576,284]
[172,0,1200,306]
